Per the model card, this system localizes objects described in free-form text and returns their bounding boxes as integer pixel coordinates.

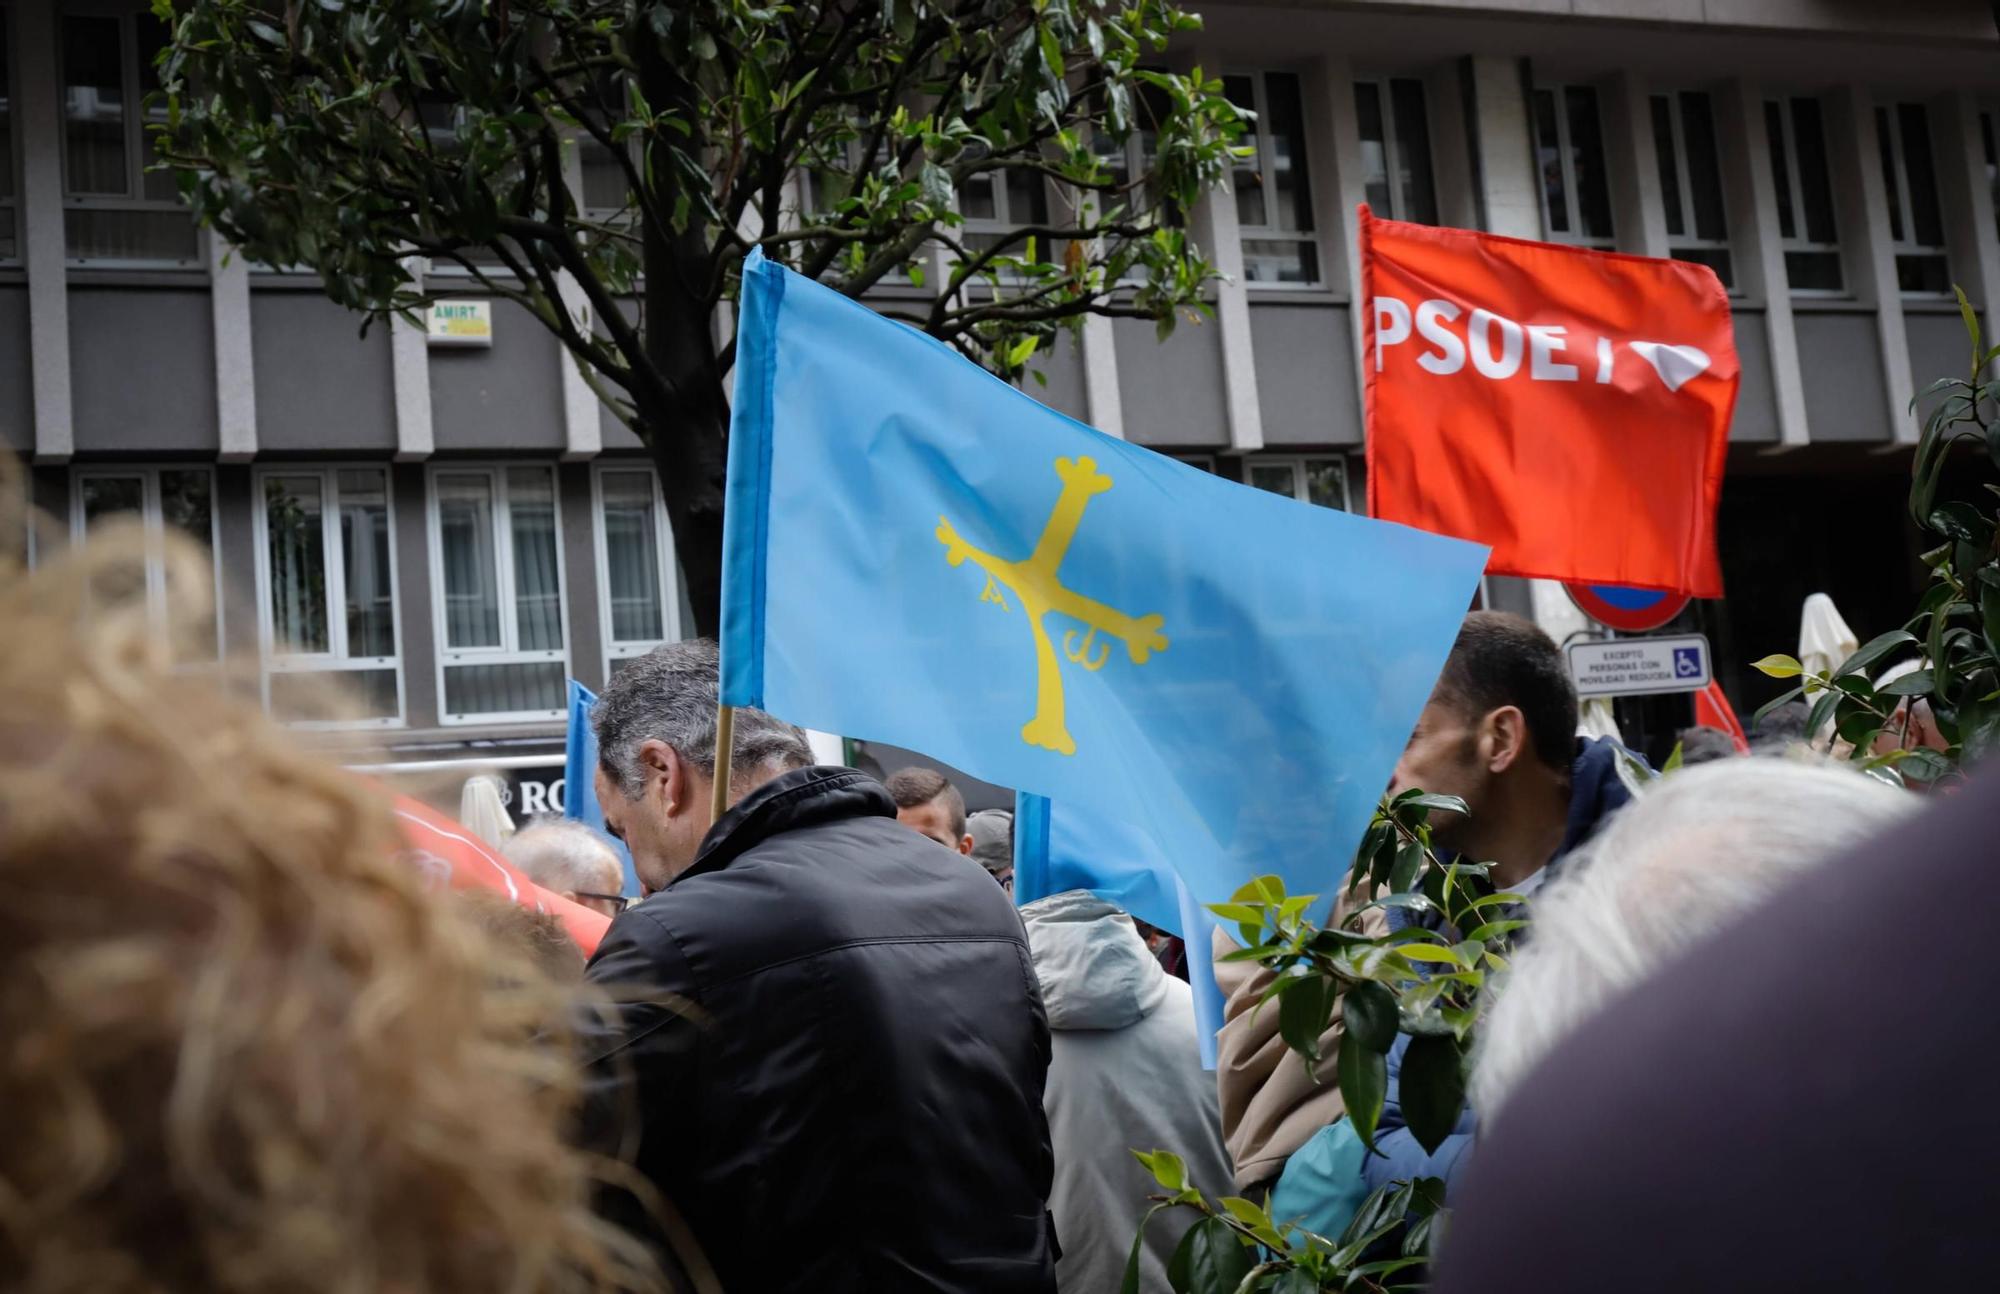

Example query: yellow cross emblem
[936,456,1169,755]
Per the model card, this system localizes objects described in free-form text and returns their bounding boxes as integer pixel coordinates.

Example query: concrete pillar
[392,257,435,461]
[1186,47,1264,454]
[557,132,603,460]
[1602,72,1670,258]
[1826,86,1917,444]
[1718,79,1810,446]
[1935,93,2000,358]
[1079,315,1125,439]
[17,0,72,463]
[210,239,258,461]
[1461,55,1541,239]
[1307,52,1369,428]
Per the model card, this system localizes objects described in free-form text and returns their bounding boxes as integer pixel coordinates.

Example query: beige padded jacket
[1212,896,1388,1193]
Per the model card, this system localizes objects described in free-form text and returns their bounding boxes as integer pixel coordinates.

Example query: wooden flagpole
[709,703,736,825]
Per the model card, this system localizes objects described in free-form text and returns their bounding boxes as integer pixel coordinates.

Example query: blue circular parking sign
[1563,582,1691,632]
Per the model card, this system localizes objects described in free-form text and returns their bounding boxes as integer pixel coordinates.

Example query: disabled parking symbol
[1673,646,1703,678]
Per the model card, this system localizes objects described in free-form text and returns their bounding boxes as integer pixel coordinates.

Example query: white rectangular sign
[1567,633,1713,698]
[427,299,493,348]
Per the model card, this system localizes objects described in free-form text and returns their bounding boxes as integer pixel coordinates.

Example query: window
[1763,97,1844,294]
[1354,79,1438,225]
[594,464,680,677]
[1222,71,1319,284]
[72,466,219,661]
[957,148,1052,259]
[427,465,569,723]
[59,9,197,266]
[1983,111,1998,244]
[1874,103,1950,297]
[1650,91,1733,288]
[1246,457,1349,511]
[254,467,402,725]
[1532,84,1615,247]
[0,13,18,262]
[1090,78,1177,226]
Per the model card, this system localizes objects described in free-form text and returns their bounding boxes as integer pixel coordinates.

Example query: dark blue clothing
[1364,737,1643,1196]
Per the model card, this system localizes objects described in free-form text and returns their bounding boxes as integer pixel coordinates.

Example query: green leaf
[1277,973,1335,1065]
[1661,740,1684,773]
[1217,1196,1271,1228]
[1387,838,1425,895]
[1337,1030,1388,1151]
[1983,583,2000,659]
[1392,942,1466,967]
[1835,630,1918,681]
[1132,1148,1188,1192]
[1169,1217,1253,1294]
[1751,653,1804,678]
[1879,669,1935,697]
[1342,981,1398,1053]
[1399,1033,1466,1155]
[1006,333,1039,368]
[1958,284,1981,370]
[1398,792,1468,816]
[1123,1201,1176,1294]
[1269,1270,1318,1294]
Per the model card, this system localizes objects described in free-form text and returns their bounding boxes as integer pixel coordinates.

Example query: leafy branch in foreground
[1750,287,2000,786]
[1125,1149,1442,1294]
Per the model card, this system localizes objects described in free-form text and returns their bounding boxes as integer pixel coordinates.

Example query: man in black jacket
[582,640,1057,1293]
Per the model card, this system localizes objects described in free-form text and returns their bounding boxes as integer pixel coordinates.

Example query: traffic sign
[1564,582,1691,633]
[1567,633,1712,698]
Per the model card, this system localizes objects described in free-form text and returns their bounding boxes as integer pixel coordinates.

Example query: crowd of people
[4,503,1988,1294]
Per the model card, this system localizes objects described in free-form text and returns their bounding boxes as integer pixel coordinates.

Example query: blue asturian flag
[1015,793,1226,1066]
[720,249,1487,921]
[564,680,639,897]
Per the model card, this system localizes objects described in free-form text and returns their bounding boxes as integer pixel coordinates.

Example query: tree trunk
[637,29,731,641]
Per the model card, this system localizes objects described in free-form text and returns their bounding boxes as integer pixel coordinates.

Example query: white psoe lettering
[1373,294,1710,392]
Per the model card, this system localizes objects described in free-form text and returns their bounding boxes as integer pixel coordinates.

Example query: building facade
[6,0,1997,783]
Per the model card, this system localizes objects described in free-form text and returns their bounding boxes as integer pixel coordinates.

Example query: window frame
[57,2,200,269]
[424,461,572,726]
[1223,68,1322,289]
[1244,455,1351,512]
[1764,95,1848,299]
[591,460,681,677]
[1874,100,1952,299]
[1352,76,1439,226]
[250,464,406,730]
[1650,89,1735,292]
[1531,81,1616,249]
[69,463,224,660]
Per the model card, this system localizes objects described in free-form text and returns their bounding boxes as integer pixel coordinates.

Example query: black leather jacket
[583,766,1057,1293]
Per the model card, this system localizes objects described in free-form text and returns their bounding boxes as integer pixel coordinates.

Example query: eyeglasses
[575,891,632,914]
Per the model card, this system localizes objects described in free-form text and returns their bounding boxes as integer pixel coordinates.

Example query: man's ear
[1484,706,1531,774]
[958,834,975,856]
[638,738,690,818]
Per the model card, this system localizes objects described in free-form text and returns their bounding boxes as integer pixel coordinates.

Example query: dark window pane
[1765,100,1796,240]
[62,16,126,196]
[1785,249,1843,293]
[1240,238,1317,284]
[137,12,178,201]
[1896,253,1950,295]
[81,475,145,526]
[1354,82,1392,215]
[270,668,400,723]
[507,468,563,653]
[1672,245,1733,288]
[1897,103,1944,248]
[264,475,330,654]
[444,661,565,717]
[1263,72,1313,235]
[337,469,396,659]
[1984,113,1998,242]
[1875,106,1904,243]
[1304,460,1346,511]
[1651,96,1684,238]
[64,207,200,264]
[1679,92,1728,243]
[1225,75,1267,231]
[1005,166,1049,225]
[0,18,13,201]
[1389,79,1437,225]
[1791,98,1838,246]
[1533,89,1568,234]
[1565,85,1614,242]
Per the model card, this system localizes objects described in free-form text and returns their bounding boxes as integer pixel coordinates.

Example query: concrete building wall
[428,298,567,452]
[68,289,219,455]
[0,287,33,454]
[250,291,398,454]
[1114,316,1230,446]
[1251,302,1359,446]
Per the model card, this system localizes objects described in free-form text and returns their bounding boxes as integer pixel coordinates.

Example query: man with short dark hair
[582,640,1057,1293]
[885,765,973,854]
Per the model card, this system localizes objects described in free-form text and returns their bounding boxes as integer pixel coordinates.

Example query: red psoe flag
[1360,207,1737,596]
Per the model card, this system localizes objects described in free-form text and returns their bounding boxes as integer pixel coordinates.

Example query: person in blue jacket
[1271,612,1645,1237]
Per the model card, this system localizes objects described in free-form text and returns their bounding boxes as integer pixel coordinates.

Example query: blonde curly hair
[0,466,664,1294]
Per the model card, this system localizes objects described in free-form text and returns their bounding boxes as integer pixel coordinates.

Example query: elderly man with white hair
[1472,757,1914,1120]
[501,818,629,919]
